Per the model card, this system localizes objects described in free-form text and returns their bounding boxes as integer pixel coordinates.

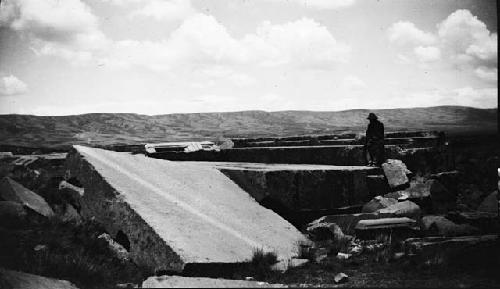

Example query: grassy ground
[253,242,500,288]
[0,217,149,289]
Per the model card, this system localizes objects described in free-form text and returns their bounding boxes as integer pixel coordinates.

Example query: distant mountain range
[0,106,497,149]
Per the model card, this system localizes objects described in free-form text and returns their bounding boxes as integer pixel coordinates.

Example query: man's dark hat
[367,113,378,120]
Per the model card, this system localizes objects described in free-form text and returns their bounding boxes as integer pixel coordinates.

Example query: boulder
[362,196,397,213]
[0,267,79,289]
[98,233,130,261]
[377,200,421,219]
[0,177,54,218]
[58,180,84,210]
[385,179,455,214]
[386,179,431,200]
[421,215,479,237]
[477,190,498,214]
[306,219,350,242]
[333,272,348,284]
[142,275,285,288]
[381,159,411,189]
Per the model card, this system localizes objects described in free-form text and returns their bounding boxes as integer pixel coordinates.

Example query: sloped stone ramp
[66,146,307,273]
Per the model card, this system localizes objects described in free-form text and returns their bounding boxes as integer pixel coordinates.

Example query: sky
[0,0,497,115]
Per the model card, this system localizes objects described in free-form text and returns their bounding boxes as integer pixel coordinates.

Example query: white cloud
[0,75,28,96]
[103,14,350,71]
[387,21,436,46]
[2,2,349,71]
[438,9,497,64]
[0,0,110,65]
[388,9,497,80]
[414,46,441,62]
[129,0,195,21]
[264,0,356,10]
[243,18,351,68]
[474,67,497,82]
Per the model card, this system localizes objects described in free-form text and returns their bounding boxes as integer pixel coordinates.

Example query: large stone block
[0,177,54,217]
[381,159,411,190]
[191,162,379,212]
[66,146,307,272]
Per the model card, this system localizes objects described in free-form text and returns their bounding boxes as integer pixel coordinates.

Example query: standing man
[365,113,385,166]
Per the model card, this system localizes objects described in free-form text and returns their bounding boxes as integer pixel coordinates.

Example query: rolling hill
[0,106,497,150]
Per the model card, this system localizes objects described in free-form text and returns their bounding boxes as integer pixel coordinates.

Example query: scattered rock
[306,219,351,242]
[392,252,405,260]
[333,272,348,284]
[421,215,479,237]
[477,190,498,214]
[377,200,421,219]
[381,159,411,189]
[141,275,286,288]
[362,196,398,213]
[97,233,130,261]
[336,252,351,260]
[0,177,54,218]
[33,244,47,252]
[0,267,79,289]
[58,180,84,209]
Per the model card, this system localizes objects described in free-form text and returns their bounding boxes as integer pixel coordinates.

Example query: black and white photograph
[0,0,498,288]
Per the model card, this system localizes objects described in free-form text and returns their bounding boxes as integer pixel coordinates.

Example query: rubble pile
[301,157,499,283]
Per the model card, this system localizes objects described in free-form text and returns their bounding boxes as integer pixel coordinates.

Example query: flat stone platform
[183,162,381,223]
[66,146,307,272]
[148,144,451,175]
